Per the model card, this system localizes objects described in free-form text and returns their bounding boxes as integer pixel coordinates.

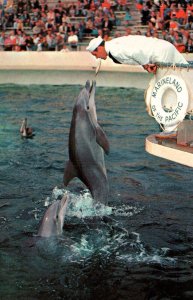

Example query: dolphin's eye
[87,106,89,110]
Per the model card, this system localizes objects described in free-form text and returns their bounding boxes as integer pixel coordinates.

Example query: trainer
[86,35,188,74]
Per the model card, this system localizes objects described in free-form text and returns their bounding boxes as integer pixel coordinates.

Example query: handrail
[158,62,193,68]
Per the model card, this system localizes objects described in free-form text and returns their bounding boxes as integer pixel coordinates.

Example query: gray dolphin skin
[38,194,69,238]
[64,80,110,204]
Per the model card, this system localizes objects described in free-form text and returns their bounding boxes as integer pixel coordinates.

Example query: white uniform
[105,36,188,65]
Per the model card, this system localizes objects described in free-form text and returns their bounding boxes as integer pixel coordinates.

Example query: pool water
[1,84,193,300]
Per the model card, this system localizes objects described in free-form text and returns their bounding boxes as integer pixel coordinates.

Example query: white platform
[146,134,193,168]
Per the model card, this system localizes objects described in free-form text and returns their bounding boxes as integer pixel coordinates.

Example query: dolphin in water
[20,118,35,138]
[38,194,69,238]
[64,80,110,204]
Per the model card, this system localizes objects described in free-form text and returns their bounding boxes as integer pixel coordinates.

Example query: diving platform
[146,134,193,168]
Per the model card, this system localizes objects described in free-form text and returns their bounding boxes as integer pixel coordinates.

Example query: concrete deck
[0,51,151,88]
[0,51,191,88]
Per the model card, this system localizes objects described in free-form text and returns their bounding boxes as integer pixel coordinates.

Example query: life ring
[144,76,156,117]
[150,75,189,127]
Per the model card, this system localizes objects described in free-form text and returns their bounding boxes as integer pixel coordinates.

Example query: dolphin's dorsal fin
[96,125,110,155]
[63,160,78,185]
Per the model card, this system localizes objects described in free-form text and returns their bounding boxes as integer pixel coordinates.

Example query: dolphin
[37,194,69,238]
[64,80,110,204]
[20,118,34,138]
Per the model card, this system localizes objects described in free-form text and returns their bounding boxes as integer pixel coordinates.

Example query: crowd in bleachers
[136,0,193,53]
[0,0,192,53]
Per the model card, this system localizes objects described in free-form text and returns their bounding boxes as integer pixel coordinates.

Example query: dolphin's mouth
[87,80,95,110]
[59,194,69,210]
[86,81,93,110]
[89,81,94,95]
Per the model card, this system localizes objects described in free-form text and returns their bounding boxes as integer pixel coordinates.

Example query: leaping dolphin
[64,80,110,204]
[38,194,69,238]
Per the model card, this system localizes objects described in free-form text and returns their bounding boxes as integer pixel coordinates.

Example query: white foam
[49,186,144,220]
[117,232,177,266]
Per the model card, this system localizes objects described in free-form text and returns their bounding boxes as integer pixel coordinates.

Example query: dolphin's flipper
[96,125,110,155]
[64,160,78,186]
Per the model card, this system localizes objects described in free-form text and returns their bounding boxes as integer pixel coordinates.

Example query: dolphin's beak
[86,81,94,110]
[59,194,69,211]
[89,80,93,93]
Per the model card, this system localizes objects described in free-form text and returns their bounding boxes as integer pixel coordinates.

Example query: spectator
[45,18,55,32]
[0,31,5,50]
[163,9,171,30]
[141,4,150,25]
[30,8,41,27]
[161,29,169,41]
[179,27,190,45]
[173,31,186,53]
[39,36,48,51]
[60,43,70,52]
[17,30,26,50]
[167,29,175,44]
[46,29,56,50]
[103,30,112,41]
[55,32,64,51]
[159,0,166,20]
[117,0,127,11]
[125,27,132,36]
[124,8,132,26]
[76,20,86,41]
[66,22,75,34]
[13,44,21,51]
[17,0,25,15]
[84,17,93,35]
[47,8,55,22]
[33,0,41,10]
[155,10,163,30]
[102,0,111,11]
[185,10,193,29]
[152,30,159,38]
[102,15,113,33]
[55,12,62,30]
[136,0,143,11]
[20,10,30,27]
[67,30,78,50]
[25,34,34,50]
[109,8,116,27]
[176,4,187,25]
[13,18,23,33]
[62,13,70,24]
[33,33,40,50]
[4,30,17,50]
[32,20,42,34]
[186,38,193,53]
[169,16,179,31]
[114,31,121,38]
[59,21,68,40]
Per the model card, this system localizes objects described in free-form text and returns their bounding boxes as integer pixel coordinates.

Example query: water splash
[42,188,176,267]
[114,204,144,217]
[48,186,143,219]
[117,232,177,266]
[49,186,113,218]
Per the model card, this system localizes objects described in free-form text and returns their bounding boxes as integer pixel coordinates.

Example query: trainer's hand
[143,64,157,74]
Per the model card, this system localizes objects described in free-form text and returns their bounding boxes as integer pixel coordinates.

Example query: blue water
[1,84,193,300]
